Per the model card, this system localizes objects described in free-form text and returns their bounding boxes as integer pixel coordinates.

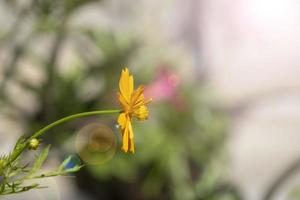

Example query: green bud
[28,138,40,150]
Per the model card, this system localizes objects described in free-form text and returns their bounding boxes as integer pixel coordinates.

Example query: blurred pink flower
[145,66,186,111]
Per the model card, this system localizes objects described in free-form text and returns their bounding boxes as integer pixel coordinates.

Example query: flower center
[133,105,149,121]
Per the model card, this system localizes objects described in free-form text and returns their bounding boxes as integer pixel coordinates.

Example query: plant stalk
[9,109,121,165]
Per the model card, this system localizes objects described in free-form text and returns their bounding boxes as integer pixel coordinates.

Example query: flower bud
[28,138,40,150]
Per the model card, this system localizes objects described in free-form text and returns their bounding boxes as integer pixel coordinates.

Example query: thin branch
[263,157,300,200]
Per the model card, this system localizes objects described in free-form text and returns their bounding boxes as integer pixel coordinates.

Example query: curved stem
[10,109,121,164]
[30,109,121,139]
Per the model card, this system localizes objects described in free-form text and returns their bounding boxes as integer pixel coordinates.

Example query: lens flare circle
[75,123,116,165]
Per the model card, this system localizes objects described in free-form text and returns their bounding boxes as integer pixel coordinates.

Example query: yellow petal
[132,85,152,110]
[121,115,132,153]
[128,120,134,139]
[120,117,135,153]
[129,137,135,153]
[119,68,134,103]
[122,124,129,152]
[118,93,130,111]
[131,85,145,106]
[117,113,127,130]
[128,121,135,153]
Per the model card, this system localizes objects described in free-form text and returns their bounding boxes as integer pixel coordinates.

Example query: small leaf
[13,136,26,151]
[28,145,50,177]
[8,167,23,177]
[63,165,83,174]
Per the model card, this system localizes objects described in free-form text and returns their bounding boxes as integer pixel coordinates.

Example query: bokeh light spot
[75,123,117,165]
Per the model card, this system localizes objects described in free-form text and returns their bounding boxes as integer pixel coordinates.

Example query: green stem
[30,109,121,139]
[10,109,121,164]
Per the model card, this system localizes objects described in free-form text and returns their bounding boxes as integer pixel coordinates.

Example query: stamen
[130,86,144,106]
[132,98,152,110]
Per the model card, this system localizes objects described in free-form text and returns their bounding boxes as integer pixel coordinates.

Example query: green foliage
[0,0,242,199]
[0,138,82,195]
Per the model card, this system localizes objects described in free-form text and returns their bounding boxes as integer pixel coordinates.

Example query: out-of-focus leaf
[27,145,50,177]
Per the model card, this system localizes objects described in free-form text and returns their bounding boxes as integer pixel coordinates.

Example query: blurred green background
[4,0,300,200]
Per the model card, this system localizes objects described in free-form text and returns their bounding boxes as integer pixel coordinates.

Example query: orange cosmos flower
[117,68,151,153]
